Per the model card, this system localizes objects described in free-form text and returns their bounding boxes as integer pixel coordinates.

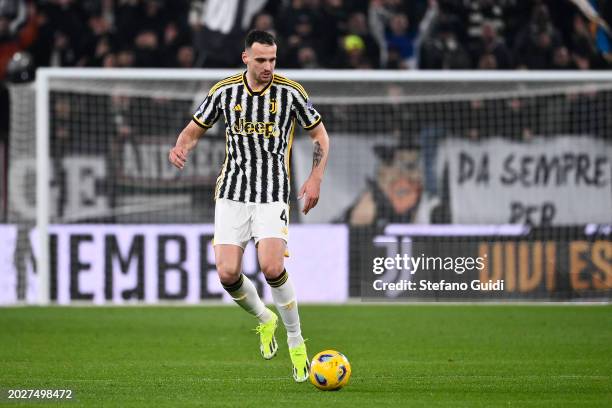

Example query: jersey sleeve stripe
[208,77,242,97]
[192,115,212,128]
[280,77,308,97]
[273,74,308,94]
[208,74,243,96]
[209,74,241,92]
[274,77,308,99]
[273,76,308,99]
[302,116,322,130]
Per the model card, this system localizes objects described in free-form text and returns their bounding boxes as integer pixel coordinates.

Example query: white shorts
[214,198,289,249]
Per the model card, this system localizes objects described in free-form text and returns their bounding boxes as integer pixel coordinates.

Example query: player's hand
[298,176,321,215]
[169,146,188,169]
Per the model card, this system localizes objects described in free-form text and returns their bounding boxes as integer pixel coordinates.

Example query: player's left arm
[298,122,329,215]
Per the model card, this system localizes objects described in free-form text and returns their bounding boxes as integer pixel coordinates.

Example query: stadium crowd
[0,0,611,77]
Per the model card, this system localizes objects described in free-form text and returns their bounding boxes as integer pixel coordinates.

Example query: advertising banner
[5,223,609,304]
[26,224,348,305]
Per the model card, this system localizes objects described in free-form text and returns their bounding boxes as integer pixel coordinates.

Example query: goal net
[4,69,612,304]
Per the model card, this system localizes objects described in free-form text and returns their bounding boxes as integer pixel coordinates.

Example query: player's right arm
[170,80,225,169]
[169,121,207,170]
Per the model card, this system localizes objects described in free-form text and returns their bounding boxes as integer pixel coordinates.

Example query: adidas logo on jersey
[232,118,280,138]
[233,104,242,111]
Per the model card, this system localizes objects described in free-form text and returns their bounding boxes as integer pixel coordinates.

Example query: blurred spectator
[115,0,144,46]
[513,3,562,69]
[50,30,78,66]
[252,12,275,33]
[335,34,373,69]
[385,13,417,68]
[419,18,472,69]
[551,45,578,70]
[138,0,167,41]
[316,0,347,63]
[568,14,597,69]
[46,0,88,66]
[346,11,380,67]
[80,13,114,67]
[368,0,407,67]
[175,45,195,68]
[115,48,135,67]
[471,21,512,69]
[284,13,318,68]
[296,45,320,68]
[162,21,193,67]
[133,29,161,67]
[476,53,497,69]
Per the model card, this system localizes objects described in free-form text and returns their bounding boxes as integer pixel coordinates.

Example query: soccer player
[168,30,329,382]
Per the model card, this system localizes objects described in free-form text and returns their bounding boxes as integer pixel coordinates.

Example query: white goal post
[32,68,612,304]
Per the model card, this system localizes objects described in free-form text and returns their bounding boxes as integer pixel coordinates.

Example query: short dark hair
[245,30,276,49]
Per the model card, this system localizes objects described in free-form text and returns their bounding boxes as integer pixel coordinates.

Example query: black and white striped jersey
[193,72,322,204]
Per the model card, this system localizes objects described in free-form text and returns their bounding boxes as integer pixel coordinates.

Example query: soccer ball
[309,350,351,391]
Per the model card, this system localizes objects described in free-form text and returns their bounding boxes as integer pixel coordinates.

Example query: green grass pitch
[1,305,611,407]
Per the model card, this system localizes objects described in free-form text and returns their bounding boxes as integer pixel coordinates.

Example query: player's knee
[216,261,241,285]
[260,261,284,280]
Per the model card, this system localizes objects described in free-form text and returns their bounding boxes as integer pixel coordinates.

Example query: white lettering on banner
[9,158,48,219]
[63,157,108,219]
[8,156,107,221]
[439,136,612,226]
[27,225,348,305]
[116,138,225,186]
[0,225,18,305]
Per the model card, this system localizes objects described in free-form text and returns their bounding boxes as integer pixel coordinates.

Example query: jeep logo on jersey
[232,118,280,138]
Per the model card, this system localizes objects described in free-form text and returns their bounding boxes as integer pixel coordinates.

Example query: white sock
[267,270,304,348]
[223,274,272,323]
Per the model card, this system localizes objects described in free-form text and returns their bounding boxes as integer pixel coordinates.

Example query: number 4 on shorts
[280,209,287,225]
